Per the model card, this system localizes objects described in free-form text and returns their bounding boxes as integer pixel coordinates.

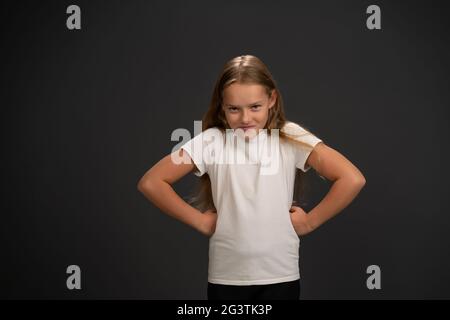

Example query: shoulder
[281,121,309,135]
[202,127,224,142]
[281,121,323,148]
[203,126,223,136]
[194,127,224,150]
[189,127,223,140]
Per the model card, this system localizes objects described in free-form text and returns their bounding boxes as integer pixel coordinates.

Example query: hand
[196,209,218,237]
[289,206,314,236]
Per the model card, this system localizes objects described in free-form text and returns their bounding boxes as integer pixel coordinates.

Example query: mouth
[237,126,256,131]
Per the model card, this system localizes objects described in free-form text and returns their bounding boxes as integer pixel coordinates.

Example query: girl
[137,55,366,300]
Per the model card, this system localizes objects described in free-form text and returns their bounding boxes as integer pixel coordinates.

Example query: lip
[238,126,256,131]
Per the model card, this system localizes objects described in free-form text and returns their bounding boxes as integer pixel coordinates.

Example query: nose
[241,109,251,124]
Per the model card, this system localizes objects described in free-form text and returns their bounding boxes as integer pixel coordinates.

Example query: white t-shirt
[180,121,323,285]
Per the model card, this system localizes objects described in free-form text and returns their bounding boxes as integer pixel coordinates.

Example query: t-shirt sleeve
[282,122,323,172]
[179,128,217,177]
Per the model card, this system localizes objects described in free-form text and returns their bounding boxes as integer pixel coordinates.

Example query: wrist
[189,209,205,233]
[307,212,319,231]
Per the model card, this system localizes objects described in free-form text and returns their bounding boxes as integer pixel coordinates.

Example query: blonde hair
[186,55,322,212]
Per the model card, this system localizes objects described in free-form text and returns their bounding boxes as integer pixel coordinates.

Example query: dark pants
[207,279,300,300]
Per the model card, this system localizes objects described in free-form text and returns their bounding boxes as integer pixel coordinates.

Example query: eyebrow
[225,101,263,108]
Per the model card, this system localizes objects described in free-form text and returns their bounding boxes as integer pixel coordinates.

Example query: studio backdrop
[1,0,449,299]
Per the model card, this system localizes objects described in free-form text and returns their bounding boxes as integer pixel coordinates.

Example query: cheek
[226,113,239,121]
[257,110,270,121]
[224,113,238,125]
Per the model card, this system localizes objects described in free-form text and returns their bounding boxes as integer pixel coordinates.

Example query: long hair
[186,55,322,212]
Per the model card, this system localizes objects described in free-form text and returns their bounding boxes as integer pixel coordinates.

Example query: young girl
[137,55,366,300]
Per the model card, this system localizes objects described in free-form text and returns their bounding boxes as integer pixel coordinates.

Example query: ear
[269,89,277,109]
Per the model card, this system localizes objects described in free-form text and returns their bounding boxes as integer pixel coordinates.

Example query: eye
[228,107,239,112]
[251,105,261,110]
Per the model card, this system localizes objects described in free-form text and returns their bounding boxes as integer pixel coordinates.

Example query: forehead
[222,83,267,105]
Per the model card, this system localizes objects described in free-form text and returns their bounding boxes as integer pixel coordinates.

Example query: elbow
[137,176,155,194]
[361,175,366,186]
[341,173,366,189]
[353,174,366,189]
[137,178,146,193]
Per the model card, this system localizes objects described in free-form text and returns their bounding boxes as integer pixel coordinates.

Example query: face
[221,83,277,138]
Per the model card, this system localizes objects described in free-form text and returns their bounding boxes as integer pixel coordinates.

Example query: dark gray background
[1,0,449,299]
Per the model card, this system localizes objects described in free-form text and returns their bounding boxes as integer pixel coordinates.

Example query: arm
[137,148,215,236]
[303,142,366,231]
